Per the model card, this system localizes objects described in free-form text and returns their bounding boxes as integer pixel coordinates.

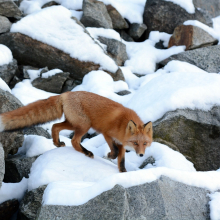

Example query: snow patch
[0,44,13,66]
[11,6,118,73]
[0,178,28,203]
[0,78,11,93]
[209,192,220,220]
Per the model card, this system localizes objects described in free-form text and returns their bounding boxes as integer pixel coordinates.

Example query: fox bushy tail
[0,95,63,132]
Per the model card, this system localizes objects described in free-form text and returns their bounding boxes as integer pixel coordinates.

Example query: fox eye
[144,142,147,145]
[134,142,138,145]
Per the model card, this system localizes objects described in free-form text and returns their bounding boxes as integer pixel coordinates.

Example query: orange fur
[0,91,153,172]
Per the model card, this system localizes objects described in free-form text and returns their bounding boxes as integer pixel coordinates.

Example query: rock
[153,107,220,171]
[42,1,60,9]
[126,176,209,219]
[22,127,51,139]
[32,72,70,94]
[0,15,11,34]
[61,79,81,93]
[0,143,4,188]
[128,23,147,41]
[0,0,22,18]
[106,5,128,29]
[9,76,21,89]
[117,30,134,42]
[81,0,113,29]
[98,37,128,66]
[0,199,19,220]
[35,176,209,220]
[169,25,218,50]
[37,184,128,220]
[0,59,17,85]
[193,0,220,18]
[143,0,213,35]
[116,90,131,96]
[160,45,220,73]
[4,154,39,183]
[18,185,47,220]
[0,32,123,81]
[139,156,156,169]
[22,66,39,79]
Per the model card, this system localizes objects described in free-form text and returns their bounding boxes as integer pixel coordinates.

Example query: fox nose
[139,154,144,157]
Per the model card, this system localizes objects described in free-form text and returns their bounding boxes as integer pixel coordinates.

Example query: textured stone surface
[18,185,47,220]
[106,5,128,29]
[35,176,209,220]
[81,0,113,29]
[42,1,60,9]
[37,185,128,220]
[128,23,147,40]
[32,72,70,93]
[143,0,212,35]
[98,37,128,66]
[160,45,220,73]
[0,0,22,18]
[139,156,156,169]
[0,143,4,188]
[117,30,134,42]
[193,0,220,18]
[169,25,218,50]
[126,176,210,220]
[22,127,51,139]
[0,199,19,220]
[0,59,17,85]
[0,32,123,81]
[4,154,38,183]
[0,15,11,34]
[154,107,220,171]
[116,90,131,96]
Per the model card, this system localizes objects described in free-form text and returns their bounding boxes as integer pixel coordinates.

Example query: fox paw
[107,152,117,159]
[119,168,127,173]
[86,151,94,158]
[54,141,66,147]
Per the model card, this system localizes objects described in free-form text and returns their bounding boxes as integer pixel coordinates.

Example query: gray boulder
[98,37,128,66]
[35,176,209,220]
[0,15,11,34]
[143,0,212,35]
[0,199,19,220]
[160,45,220,73]
[42,1,60,9]
[81,0,113,29]
[0,143,4,188]
[106,5,128,29]
[0,0,22,18]
[0,32,123,81]
[4,154,38,183]
[139,156,156,169]
[32,72,70,94]
[153,106,220,171]
[0,59,17,85]
[128,23,147,41]
[169,25,218,50]
[193,0,220,18]
[18,185,47,220]
[117,30,134,42]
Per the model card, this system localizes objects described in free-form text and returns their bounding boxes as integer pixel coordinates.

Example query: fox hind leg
[52,120,73,147]
[71,126,94,158]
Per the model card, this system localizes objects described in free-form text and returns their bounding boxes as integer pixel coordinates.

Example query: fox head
[124,120,153,157]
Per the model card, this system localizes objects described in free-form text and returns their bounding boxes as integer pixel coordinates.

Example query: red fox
[0,91,153,172]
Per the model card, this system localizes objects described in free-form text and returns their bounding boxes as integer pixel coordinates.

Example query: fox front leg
[117,145,127,172]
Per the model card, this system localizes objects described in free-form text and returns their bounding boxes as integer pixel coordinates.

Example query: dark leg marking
[119,157,127,172]
[80,144,94,158]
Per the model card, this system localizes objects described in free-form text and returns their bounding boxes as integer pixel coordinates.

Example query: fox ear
[144,121,153,136]
[126,120,137,135]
